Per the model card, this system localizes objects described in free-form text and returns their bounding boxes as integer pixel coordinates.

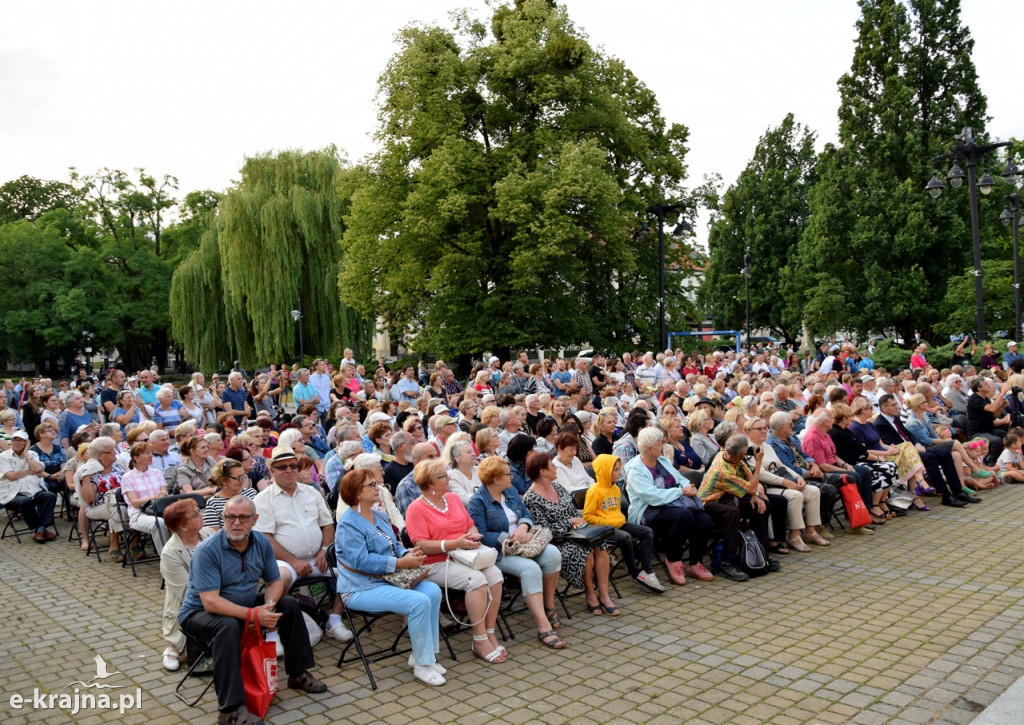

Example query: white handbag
[449,545,497,570]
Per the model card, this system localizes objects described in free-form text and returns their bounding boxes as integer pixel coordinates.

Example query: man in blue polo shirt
[179,495,326,725]
[219,372,250,425]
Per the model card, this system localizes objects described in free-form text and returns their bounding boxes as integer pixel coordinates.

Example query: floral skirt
[892,442,925,483]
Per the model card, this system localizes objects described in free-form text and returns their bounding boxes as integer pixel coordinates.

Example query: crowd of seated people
[2,343,1019,719]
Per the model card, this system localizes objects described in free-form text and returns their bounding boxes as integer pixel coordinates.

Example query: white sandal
[472,633,506,663]
[486,628,508,656]
[162,648,180,672]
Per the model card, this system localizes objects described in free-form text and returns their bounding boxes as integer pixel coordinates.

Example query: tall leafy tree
[171,148,372,368]
[339,0,692,357]
[702,114,817,343]
[799,0,991,343]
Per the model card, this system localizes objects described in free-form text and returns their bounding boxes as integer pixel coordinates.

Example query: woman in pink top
[120,441,170,554]
[405,458,506,663]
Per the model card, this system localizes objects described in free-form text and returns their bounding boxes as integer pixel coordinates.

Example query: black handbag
[558,524,614,547]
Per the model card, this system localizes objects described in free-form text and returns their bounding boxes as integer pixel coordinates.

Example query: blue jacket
[335,508,405,594]
[622,454,702,526]
[509,461,530,495]
[903,412,938,447]
[466,484,534,562]
[766,433,815,478]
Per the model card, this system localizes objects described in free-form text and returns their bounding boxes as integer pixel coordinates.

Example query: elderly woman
[687,409,720,467]
[202,457,258,529]
[524,451,619,616]
[335,468,446,686]
[58,391,93,450]
[744,416,827,552]
[468,456,566,649]
[405,458,506,663]
[159,498,211,672]
[624,428,715,586]
[445,439,481,506]
[829,403,900,522]
[151,387,185,433]
[29,422,65,493]
[120,441,170,554]
[552,432,591,492]
[172,437,217,496]
[663,416,704,474]
[76,436,126,561]
[904,394,983,485]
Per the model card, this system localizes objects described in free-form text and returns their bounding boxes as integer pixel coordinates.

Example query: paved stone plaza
[2,485,1024,725]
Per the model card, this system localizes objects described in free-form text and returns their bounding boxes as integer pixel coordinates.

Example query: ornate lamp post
[999,194,1023,342]
[926,127,1019,341]
[646,203,688,349]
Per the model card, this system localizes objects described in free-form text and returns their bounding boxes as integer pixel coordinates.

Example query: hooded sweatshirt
[583,454,626,527]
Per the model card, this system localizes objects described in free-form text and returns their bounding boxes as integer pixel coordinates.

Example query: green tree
[171,148,372,368]
[799,0,991,343]
[339,0,692,357]
[701,114,817,343]
[0,175,78,223]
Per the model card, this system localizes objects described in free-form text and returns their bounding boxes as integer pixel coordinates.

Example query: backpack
[736,528,769,578]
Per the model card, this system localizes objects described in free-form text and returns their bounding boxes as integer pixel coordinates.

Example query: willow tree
[339,0,692,357]
[171,148,371,368]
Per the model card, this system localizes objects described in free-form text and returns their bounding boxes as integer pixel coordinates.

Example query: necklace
[420,493,449,513]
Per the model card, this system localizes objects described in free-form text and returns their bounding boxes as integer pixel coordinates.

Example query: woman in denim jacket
[335,468,446,687]
[467,456,566,650]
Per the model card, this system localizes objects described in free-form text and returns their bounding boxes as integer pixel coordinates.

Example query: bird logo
[64,655,125,689]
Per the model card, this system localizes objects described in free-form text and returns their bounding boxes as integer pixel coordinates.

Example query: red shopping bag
[839,475,871,529]
[241,608,278,717]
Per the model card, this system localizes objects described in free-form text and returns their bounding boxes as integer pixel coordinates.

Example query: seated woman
[552,432,591,492]
[746,416,828,551]
[120,441,171,554]
[337,453,404,529]
[506,433,536,495]
[158,497,211,673]
[829,403,899,522]
[202,457,258,530]
[30,422,66,494]
[623,428,715,585]
[468,457,567,650]
[591,408,619,457]
[335,468,446,687]
[75,436,126,562]
[404,458,506,663]
[524,451,620,616]
[172,437,217,497]
[444,439,480,506]
[151,387,185,434]
[663,416,704,474]
[585,454,665,594]
[848,397,929,509]
[905,394,989,487]
[687,409,720,467]
[534,417,558,455]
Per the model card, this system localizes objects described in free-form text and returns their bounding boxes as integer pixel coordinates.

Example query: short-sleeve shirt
[405,494,474,565]
[220,386,249,423]
[59,410,93,444]
[253,482,333,561]
[966,393,995,436]
[178,530,280,624]
[203,487,259,528]
[99,387,119,420]
[152,400,185,433]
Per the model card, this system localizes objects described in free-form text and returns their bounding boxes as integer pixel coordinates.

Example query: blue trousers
[346,580,442,666]
[496,544,561,597]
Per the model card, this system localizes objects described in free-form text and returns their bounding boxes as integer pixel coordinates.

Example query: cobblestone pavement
[2,484,1024,725]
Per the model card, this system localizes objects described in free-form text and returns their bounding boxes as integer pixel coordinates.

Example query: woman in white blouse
[552,432,591,492]
[445,440,481,506]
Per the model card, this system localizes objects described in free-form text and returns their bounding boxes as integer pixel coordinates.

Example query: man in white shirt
[0,431,56,543]
[254,445,352,645]
[634,352,659,391]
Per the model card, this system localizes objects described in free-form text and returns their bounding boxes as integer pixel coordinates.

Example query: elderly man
[697,433,778,580]
[149,429,182,473]
[254,446,351,645]
[383,431,414,491]
[496,408,523,458]
[219,372,251,425]
[765,414,840,535]
[1003,341,1024,371]
[634,353,658,391]
[509,364,537,396]
[440,368,464,402]
[179,495,327,725]
[0,431,56,543]
[290,368,318,412]
[308,359,333,426]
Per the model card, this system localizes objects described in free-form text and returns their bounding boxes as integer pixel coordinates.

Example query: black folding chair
[113,489,160,577]
[174,635,214,706]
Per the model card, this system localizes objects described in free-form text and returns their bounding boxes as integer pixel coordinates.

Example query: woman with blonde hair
[475,427,499,459]
[687,409,719,467]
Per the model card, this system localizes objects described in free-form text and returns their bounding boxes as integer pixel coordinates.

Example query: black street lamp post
[742,253,751,348]
[291,297,304,365]
[926,127,1019,341]
[1000,194,1023,342]
[646,203,688,350]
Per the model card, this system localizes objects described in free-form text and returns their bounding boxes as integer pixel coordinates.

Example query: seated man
[765,415,840,534]
[697,434,779,579]
[179,495,326,725]
[253,445,352,645]
[0,431,56,543]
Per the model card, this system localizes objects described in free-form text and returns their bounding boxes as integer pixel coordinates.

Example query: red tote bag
[241,608,278,717]
[839,474,871,529]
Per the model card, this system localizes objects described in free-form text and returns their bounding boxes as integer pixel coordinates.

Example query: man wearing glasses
[179,495,327,725]
[253,446,352,645]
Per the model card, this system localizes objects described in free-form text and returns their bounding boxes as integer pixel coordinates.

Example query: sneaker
[413,664,446,686]
[718,562,749,582]
[408,654,447,674]
[818,528,836,541]
[663,558,686,586]
[326,621,353,642]
[635,570,667,593]
[683,562,715,582]
[217,705,265,725]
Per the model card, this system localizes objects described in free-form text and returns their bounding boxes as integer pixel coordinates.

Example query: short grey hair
[87,436,117,457]
[390,430,409,450]
[150,429,169,441]
[714,422,737,448]
[337,440,364,462]
[636,427,664,452]
[724,434,749,459]
[768,411,791,432]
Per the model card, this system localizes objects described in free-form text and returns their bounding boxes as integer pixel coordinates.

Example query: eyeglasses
[362,482,380,490]
[273,463,299,471]
[435,474,449,481]
[225,474,247,482]
[223,514,253,523]
[748,425,766,431]
[137,437,149,442]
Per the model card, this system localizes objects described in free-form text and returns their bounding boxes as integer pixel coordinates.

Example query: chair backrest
[571,487,588,511]
[681,471,704,489]
[153,493,206,517]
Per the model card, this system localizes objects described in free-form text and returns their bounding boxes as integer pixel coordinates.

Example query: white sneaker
[326,622,353,642]
[413,664,446,686]
[635,570,666,593]
[408,654,446,674]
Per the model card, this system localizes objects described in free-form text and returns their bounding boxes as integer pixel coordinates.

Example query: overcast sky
[1,0,1020,243]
